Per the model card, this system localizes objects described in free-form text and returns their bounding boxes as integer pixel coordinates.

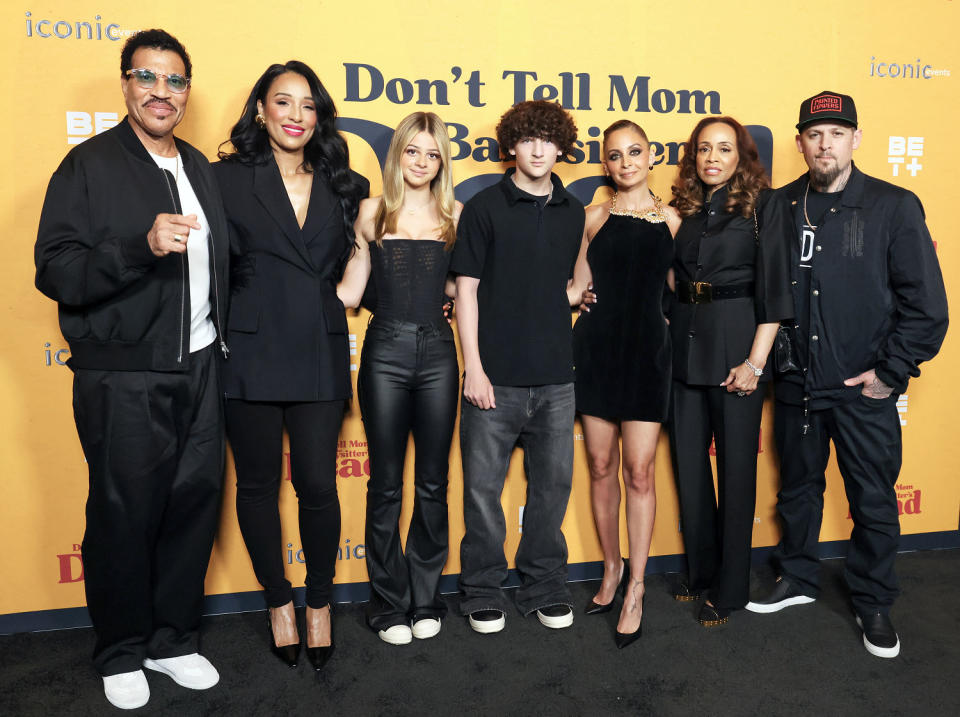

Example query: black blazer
[213,158,368,401]
[668,188,794,386]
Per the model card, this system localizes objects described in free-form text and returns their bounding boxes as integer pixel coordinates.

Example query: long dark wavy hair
[671,116,769,218]
[218,60,364,241]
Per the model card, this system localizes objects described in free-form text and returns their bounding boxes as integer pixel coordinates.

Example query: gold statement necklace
[610,191,667,223]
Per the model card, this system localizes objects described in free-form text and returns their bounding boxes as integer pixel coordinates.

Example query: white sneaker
[103,670,150,710]
[378,624,413,645]
[143,653,219,690]
[411,617,442,640]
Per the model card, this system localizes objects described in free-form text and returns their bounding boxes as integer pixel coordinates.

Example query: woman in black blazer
[214,61,367,671]
[667,116,792,626]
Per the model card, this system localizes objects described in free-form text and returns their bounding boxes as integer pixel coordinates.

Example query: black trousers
[668,381,765,610]
[225,398,344,609]
[358,320,459,630]
[773,394,903,614]
[74,344,223,676]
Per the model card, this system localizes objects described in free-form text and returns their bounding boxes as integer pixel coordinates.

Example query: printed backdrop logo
[66,111,119,145]
[43,342,70,366]
[57,544,84,583]
[810,94,841,113]
[869,56,951,79]
[896,394,908,426]
[24,12,132,40]
[888,137,924,178]
[287,539,365,563]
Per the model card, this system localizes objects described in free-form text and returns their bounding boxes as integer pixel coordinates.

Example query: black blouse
[668,187,794,386]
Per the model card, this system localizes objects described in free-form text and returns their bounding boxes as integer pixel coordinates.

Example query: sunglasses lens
[167,75,189,93]
[133,69,157,87]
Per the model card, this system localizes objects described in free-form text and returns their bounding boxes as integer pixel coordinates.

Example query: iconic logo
[287,540,365,563]
[895,484,921,515]
[43,342,70,366]
[869,57,950,79]
[66,111,119,145]
[888,137,924,178]
[810,94,842,114]
[24,12,129,40]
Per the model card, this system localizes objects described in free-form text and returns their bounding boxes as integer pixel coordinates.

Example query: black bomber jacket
[35,118,229,371]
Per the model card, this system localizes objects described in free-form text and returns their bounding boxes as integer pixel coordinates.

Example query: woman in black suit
[667,116,792,626]
[214,61,367,670]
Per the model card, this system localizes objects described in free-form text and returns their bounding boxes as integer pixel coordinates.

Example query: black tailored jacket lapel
[213,158,368,402]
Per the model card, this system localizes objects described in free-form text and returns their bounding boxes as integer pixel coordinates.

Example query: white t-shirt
[149,152,217,353]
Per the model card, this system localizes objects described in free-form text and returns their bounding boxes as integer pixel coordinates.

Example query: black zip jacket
[35,118,229,371]
[776,163,948,407]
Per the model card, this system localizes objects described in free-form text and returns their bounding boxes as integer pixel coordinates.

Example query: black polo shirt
[451,169,585,386]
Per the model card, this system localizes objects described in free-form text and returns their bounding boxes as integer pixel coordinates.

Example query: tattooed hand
[843,369,893,399]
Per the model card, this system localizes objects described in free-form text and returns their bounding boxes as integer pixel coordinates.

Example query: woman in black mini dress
[570,120,681,648]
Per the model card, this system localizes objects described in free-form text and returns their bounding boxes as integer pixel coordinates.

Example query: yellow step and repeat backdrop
[1,0,957,624]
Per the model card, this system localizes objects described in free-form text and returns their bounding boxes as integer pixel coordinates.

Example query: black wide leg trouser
[668,381,765,610]
[74,344,223,676]
[225,398,344,610]
[358,320,459,631]
[773,394,903,615]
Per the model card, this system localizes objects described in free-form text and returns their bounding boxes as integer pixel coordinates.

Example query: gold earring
[255,113,266,129]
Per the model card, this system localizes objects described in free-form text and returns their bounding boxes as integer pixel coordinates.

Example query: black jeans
[668,381,765,610]
[225,398,344,610]
[458,383,575,616]
[358,319,459,630]
[773,394,903,614]
[74,344,223,676]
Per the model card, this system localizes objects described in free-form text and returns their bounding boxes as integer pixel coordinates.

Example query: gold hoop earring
[255,113,266,129]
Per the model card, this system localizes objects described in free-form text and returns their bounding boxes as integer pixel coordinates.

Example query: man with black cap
[745,91,948,658]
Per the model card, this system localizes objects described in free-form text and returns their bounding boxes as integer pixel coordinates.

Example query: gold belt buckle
[693,281,712,304]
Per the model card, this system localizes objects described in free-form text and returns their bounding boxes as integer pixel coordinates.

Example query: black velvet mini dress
[573,212,673,422]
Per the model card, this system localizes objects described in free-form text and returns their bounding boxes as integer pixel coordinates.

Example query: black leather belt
[677,281,754,304]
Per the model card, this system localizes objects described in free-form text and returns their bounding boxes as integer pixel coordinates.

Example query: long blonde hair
[374,112,457,249]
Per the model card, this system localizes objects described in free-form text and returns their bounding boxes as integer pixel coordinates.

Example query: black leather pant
[358,319,459,630]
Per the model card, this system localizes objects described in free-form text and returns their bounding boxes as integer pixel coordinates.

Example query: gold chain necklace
[610,191,666,223]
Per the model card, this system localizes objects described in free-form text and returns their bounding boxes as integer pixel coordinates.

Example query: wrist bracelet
[744,358,763,377]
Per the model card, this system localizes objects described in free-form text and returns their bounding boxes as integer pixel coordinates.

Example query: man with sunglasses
[35,29,228,709]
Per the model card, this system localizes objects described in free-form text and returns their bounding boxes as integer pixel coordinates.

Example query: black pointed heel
[614,583,644,649]
[585,558,628,615]
[306,605,335,672]
[268,620,300,668]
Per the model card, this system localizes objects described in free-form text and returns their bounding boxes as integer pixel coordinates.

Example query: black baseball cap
[796,91,858,131]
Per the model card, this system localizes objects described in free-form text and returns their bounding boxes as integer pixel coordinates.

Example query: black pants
[358,320,459,630]
[225,398,344,609]
[74,344,223,676]
[668,381,765,610]
[773,394,903,614]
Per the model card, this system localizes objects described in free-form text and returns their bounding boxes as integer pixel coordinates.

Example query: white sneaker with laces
[143,653,219,690]
[102,669,150,709]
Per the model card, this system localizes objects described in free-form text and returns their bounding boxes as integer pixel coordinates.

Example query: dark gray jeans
[458,383,575,616]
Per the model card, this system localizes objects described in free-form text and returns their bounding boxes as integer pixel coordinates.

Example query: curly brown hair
[496,100,578,159]
[671,116,769,218]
